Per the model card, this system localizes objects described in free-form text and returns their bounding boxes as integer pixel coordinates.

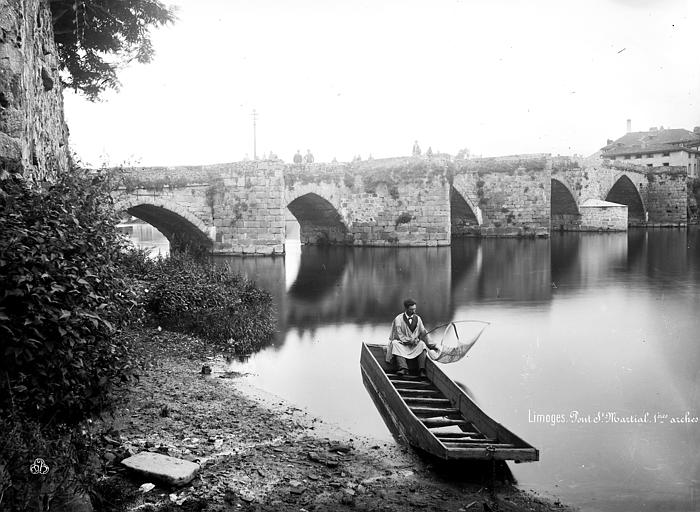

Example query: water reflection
[551,232,628,288]
[127,224,700,511]
[452,238,551,303]
[215,230,700,512]
[287,246,347,301]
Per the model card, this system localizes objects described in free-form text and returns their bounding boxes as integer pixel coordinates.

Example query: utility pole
[251,109,258,160]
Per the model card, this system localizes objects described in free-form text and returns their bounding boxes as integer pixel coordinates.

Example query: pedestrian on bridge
[412,140,421,156]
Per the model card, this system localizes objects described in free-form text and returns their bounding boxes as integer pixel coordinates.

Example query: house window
[663,163,670,167]
[625,155,631,160]
[647,164,653,168]
[662,152,670,157]
[636,155,642,159]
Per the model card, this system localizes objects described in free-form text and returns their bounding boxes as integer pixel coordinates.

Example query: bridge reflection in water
[212,230,700,512]
[214,239,553,338]
[128,225,700,511]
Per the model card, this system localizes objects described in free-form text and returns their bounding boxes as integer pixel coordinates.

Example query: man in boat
[386,298,437,377]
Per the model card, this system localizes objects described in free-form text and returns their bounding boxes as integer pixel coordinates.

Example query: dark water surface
[135,227,700,511]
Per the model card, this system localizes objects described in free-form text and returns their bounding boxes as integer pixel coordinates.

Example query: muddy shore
[93,327,575,511]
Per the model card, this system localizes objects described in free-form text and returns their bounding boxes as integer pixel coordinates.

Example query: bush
[140,253,275,354]
[691,177,700,195]
[0,170,140,423]
[0,414,96,511]
[117,246,158,277]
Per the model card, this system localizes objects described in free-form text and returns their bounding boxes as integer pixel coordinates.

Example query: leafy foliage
[691,177,700,195]
[460,157,548,174]
[140,253,275,354]
[395,212,413,226]
[0,170,140,423]
[50,0,176,100]
[0,414,96,511]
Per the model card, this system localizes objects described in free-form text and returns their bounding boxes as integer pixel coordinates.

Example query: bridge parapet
[115,161,285,189]
[111,154,690,255]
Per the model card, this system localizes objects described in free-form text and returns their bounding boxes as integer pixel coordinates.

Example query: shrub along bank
[0,169,139,510]
[127,252,275,355]
[0,169,275,510]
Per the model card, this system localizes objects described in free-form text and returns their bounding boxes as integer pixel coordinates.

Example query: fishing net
[426,320,490,364]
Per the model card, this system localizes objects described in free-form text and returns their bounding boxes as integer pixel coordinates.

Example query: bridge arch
[605,174,646,224]
[550,178,580,231]
[114,196,214,253]
[286,192,350,245]
[449,186,481,237]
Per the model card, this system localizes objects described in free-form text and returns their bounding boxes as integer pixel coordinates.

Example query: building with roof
[601,124,700,177]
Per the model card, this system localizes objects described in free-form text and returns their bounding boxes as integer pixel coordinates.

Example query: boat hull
[360,343,539,462]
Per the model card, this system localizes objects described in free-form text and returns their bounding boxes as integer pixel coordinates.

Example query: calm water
[133,226,700,511]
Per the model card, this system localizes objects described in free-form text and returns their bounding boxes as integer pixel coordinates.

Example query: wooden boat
[360,343,539,462]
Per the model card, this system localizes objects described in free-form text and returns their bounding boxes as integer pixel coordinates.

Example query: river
[128,225,700,511]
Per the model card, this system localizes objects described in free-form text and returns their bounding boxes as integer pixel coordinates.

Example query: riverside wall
[0,0,70,183]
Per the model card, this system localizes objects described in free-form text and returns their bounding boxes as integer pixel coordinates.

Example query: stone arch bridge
[112,155,688,254]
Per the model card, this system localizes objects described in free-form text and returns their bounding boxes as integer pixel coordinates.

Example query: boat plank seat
[409,406,461,416]
[386,374,427,382]
[396,389,442,397]
[404,397,451,406]
[440,437,498,444]
[443,443,516,449]
[434,432,484,439]
[421,417,469,428]
[391,380,435,389]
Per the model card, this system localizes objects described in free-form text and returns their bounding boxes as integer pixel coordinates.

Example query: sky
[63,0,700,167]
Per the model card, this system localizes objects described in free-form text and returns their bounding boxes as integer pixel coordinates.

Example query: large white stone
[121,452,200,486]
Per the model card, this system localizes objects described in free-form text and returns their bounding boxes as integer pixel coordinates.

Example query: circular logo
[29,458,49,475]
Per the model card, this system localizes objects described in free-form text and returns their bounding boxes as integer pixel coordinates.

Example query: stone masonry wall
[114,156,691,255]
[580,200,627,231]
[451,155,551,237]
[0,0,70,182]
[285,157,452,247]
[639,168,687,226]
[115,162,286,255]
[555,161,687,227]
[688,177,700,224]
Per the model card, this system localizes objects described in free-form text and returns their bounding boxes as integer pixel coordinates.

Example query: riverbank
[93,327,574,511]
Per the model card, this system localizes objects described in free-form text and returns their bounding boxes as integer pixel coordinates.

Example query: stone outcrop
[0,0,70,183]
